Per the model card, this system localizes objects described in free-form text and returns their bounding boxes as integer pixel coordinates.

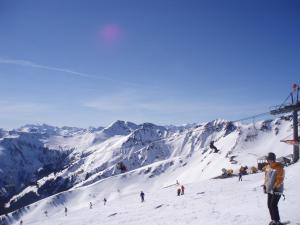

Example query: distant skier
[89,202,93,209]
[176,180,180,185]
[209,141,219,153]
[181,185,185,195]
[140,191,145,202]
[44,210,48,217]
[177,188,181,196]
[263,152,285,225]
[20,220,23,225]
[104,198,107,205]
[64,207,68,216]
[238,172,243,181]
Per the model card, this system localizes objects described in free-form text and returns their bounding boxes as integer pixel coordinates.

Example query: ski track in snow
[5,162,300,225]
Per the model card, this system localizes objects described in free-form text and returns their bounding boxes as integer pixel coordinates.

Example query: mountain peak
[103,120,138,136]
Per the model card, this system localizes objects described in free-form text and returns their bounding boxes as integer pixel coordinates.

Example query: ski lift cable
[279,93,293,107]
[231,112,271,124]
[79,110,285,176]
[95,111,280,162]
[144,111,274,148]
[87,111,280,165]
[281,133,294,141]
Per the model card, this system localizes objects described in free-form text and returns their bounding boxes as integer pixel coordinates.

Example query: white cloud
[0,58,139,86]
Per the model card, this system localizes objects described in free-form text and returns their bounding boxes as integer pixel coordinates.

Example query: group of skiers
[18,151,286,225]
[236,152,285,225]
[177,185,185,196]
[210,140,286,225]
[89,198,107,210]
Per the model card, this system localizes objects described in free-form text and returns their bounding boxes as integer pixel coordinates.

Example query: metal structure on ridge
[270,83,300,162]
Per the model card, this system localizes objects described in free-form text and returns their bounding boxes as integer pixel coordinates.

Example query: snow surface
[5,161,300,225]
[1,117,300,225]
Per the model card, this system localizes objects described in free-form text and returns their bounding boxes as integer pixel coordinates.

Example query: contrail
[0,58,139,86]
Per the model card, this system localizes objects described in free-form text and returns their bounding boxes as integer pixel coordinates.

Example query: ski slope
[1,117,299,225]
[6,161,300,225]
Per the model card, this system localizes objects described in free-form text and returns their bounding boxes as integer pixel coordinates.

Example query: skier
[89,202,93,209]
[20,220,23,225]
[177,188,181,196]
[64,207,68,216]
[104,198,107,205]
[44,210,48,217]
[181,185,185,195]
[140,191,145,202]
[209,141,219,153]
[238,172,243,181]
[263,152,285,225]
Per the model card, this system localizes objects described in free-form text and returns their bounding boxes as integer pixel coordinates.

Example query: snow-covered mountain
[0,116,297,224]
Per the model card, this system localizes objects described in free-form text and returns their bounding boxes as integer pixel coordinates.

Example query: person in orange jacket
[263,152,285,225]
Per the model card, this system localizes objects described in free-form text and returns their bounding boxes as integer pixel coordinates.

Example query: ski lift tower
[270,83,300,162]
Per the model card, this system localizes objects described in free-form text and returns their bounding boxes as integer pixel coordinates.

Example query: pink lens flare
[98,24,123,46]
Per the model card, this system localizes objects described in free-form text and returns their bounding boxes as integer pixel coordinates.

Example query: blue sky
[0,0,299,129]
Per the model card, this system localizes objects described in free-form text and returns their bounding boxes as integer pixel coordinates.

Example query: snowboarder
[140,191,145,202]
[209,141,219,153]
[181,185,185,195]
[263,152,285,225]
[104,198,107,205]
[89,202,93,209]
[177,188,181,196]
[64,207,68,216]
[238,172,243,181]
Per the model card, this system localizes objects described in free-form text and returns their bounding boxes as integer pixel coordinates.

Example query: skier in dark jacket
[64,207,68,216]
[238,172,243,181]
[210,141,219,153]
[181,185,185,195]
[177,188,181,196]
[140,191,145,202]
[263,152,285,225]
[104,198,107,205]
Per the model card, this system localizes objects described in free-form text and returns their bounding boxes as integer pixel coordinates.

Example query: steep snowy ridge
[0,131,71,215]
[0,116,297,222]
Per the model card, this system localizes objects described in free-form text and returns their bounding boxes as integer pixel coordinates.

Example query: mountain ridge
[0,116,295,217]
